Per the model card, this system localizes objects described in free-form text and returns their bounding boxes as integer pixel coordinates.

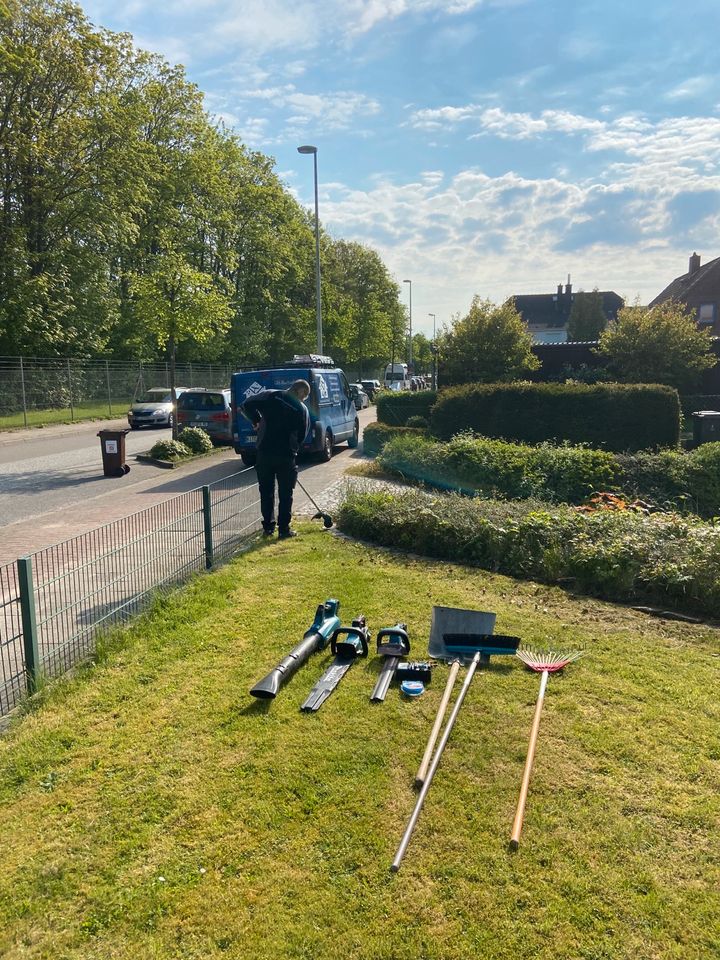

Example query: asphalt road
[0,407,375,541]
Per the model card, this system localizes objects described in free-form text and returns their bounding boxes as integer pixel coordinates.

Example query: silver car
[127,387,188,429]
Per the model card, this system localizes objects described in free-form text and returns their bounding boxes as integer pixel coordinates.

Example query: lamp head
[297,145,317,154]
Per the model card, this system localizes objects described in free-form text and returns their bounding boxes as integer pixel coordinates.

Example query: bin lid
[691,410,720,418]
[97,428,130,436]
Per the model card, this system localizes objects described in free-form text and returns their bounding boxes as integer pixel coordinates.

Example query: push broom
[509,645,583,850]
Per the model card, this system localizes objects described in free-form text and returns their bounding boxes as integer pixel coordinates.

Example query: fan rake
[510,645,583,850]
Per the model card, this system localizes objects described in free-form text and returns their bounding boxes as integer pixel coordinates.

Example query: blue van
[231,355,359,466]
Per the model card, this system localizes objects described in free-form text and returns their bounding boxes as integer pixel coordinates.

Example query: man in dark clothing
[240,379,311,538]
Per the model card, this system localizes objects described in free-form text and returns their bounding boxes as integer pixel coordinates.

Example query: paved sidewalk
[0,408,375,566]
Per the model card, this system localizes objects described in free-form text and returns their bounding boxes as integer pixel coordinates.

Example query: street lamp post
[428,313,436,389]
[403,279,412,369]
[298,145,323,355]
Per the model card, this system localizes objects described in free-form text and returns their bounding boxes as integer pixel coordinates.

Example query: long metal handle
[510,669,549,850]
[371,656,399,702]
[414,659,460,787]
[391,652,480,872]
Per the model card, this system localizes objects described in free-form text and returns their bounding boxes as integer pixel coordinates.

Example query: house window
[698,303,716,326]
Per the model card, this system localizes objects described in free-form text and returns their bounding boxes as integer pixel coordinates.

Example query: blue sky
[83,0,720,337]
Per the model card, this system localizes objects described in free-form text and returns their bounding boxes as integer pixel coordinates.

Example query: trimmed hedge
[379,433,619,503]
[377,389,438,426]
[337,486,720,618]
[362,423,426,457]
[430,382,680,452]
[377,432,720,517]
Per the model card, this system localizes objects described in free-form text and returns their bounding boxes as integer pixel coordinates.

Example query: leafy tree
[567,289,608,341]
[131,253,232,432]
[411,333,434,374]
[596,301,717,392]
[438,296,539,385]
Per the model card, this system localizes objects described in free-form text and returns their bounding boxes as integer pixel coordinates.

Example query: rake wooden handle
[510,669,549,850]
[415,659,460,787]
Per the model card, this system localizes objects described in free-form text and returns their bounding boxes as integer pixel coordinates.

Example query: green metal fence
[0,356,236,427]
[0,468,260,717]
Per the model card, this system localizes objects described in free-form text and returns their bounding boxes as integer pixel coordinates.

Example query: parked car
[360,379,381,401]
[231,355,359,466]
[350,383,370,410]
[176,388,233,445]
[127,387,188,429]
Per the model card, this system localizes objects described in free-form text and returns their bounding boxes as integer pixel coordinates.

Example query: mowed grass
[1,527,719,959]
[0,401,130,431]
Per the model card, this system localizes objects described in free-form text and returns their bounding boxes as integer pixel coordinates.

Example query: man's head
[287,379,311,402]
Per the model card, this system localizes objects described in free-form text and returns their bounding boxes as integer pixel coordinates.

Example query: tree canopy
[567,290,608,341]
[0,0,402,372]
[438,297,539,386]
[596,301,717,392]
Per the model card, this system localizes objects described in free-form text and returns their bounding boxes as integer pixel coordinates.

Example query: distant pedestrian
[240,380,311,538]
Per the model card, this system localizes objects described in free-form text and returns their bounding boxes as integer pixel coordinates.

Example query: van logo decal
[317,375,329,400]
[244,381,265,399]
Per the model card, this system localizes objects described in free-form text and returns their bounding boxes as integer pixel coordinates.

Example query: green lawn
[1,527,719,959]
[0,401,130,430]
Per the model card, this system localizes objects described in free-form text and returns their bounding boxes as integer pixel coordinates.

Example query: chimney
[689,252,701,275]
[557,284,563,297]
[565,282,572,296]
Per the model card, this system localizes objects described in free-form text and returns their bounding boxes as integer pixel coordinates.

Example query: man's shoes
[278,529,298,539]
[262,525,276,537]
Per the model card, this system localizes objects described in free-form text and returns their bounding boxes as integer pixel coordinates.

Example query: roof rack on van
[233,355,337,373]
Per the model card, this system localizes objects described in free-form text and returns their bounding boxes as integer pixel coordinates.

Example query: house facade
[649,252,720,335]
[512,283,624,343]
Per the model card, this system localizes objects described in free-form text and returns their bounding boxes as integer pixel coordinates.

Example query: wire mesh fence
[0,468,261,717]
[0,356,236,428]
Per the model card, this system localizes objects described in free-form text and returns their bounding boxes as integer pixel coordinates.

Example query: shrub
[149,438,192,461]
[430,382,680,452]
[362,423,426,457]
[177,426,213,454]
[406,415,429,429]
[378,433,619,503]
[337,486,720,618]
[377,389,438,426]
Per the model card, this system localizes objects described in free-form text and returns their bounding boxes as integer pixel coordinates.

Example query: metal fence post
[17,556,40,693]
[19,356,28,428]
[105,359,112,416]
[202,486,214,569]
[66,358,74,421]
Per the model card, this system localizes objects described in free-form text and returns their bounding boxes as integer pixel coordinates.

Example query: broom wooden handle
[415,659,460,787]
[510,669,549,850]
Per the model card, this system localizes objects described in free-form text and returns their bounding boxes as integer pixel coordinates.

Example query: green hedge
[337,487,720,618]
[379,433,619,503]
[430,382,680,452]
[377,389,438,426]
[362,423,426,457]
[377,432,720,517]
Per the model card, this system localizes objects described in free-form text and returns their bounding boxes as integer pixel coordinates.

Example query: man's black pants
[255,452,298,533]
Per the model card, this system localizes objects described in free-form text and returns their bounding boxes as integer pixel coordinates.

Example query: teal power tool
[249,599,341,699]
[300,616,370,712]
[370,623,410,703]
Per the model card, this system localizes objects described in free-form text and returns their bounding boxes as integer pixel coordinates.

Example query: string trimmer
[300,616,370,712]
[509,645,583,850]
[249,599,341,699]
[295,475,333,528]
[370,623,410,702]
[391,608,520,872]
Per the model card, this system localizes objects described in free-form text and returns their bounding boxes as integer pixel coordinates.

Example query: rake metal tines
[516,645,583,674]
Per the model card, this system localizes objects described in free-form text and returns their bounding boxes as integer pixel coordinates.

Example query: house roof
[511,291,623,328]
[650,255,720,307]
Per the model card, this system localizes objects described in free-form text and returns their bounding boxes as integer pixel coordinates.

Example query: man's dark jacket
[240,389,310,456]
